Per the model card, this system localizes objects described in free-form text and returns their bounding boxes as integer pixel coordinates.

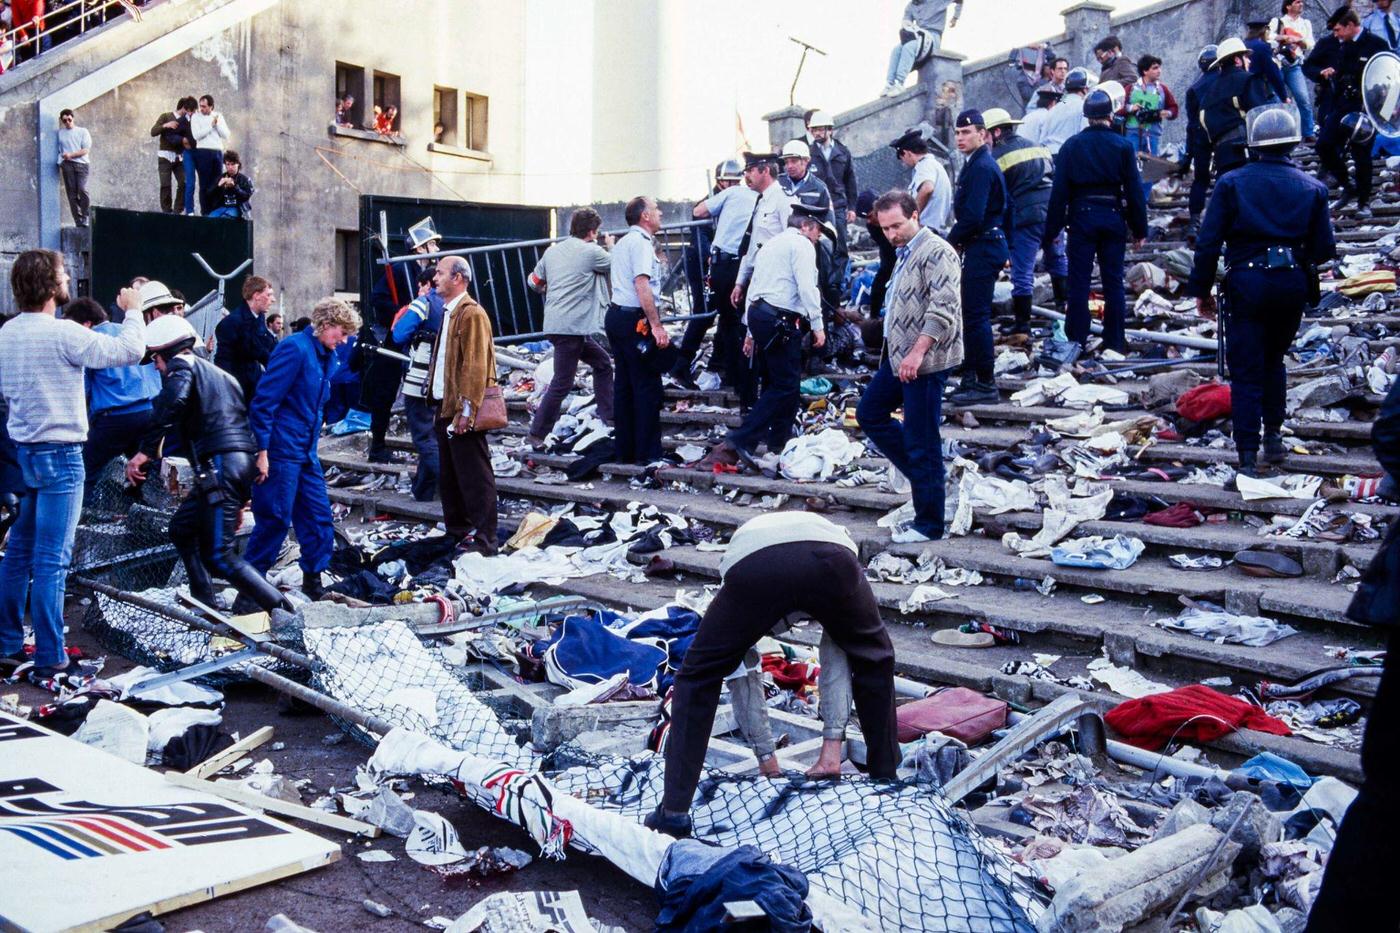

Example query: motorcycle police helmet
[406,216,441,251]
[1342,110,1377,145]
[1198,44,1218,72]
[1083,89,1115,120]
[716,158,744,181]
[1246,103,1303,150]
[1100,80,1126,115]
[1065,67,1093,93]
[143,314,200,363]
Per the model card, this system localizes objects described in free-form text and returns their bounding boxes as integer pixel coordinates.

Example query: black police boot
[669,361,699,391]
[643,805,693,839]
[1262,432,1288,464]
[1237,450,1261,478]
[1051,275,1068,313]
[302,571,325,602]
[226,562,295,613]
[1185,214,1200,244]
[177,543,227,613]
[1011,294,1032,334]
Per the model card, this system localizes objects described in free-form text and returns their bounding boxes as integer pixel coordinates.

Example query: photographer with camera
[1125,55,1178,157]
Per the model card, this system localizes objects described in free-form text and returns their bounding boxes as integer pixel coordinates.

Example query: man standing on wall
[57,109,91,228]
[190,94,230,216]
[151,98,192,214]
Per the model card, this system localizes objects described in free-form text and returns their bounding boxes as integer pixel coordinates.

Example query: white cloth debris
[1003,475,1113,559]
[108,666,225,706]
[146,707,222,762]
[1236,473,1325,501]
[948,462,1038,536]
[1050,534,1145,570]
[1045,407,1105,437]
[407,810,470,865]
[1086,652,1169,698]
[778,428,866,482]
[898,585,954,614]
[994,349,1031,375]
[1156,602,1298,647]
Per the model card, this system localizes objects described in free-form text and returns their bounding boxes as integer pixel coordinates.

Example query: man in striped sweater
[0,249,145,683]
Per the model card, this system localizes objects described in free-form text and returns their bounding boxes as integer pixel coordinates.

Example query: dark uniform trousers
[1066,203,1129,351]
[604,303,664,464]
[1317,106,1374,204]
[1224,266,1307,455]
[727,300,803,454]
[432,419,498,554]
[961,233,1009,384]
[660,540,901,813]
[674,253,752,405]
[1188,148,1213,219]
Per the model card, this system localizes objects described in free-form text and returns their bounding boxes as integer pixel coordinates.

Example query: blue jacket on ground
[248,328,338,462]
[1043,125,1149,244]
[1184,153,1336,298]
[88,321,162,415]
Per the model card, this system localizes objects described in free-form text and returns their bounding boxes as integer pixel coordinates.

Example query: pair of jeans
[1008,222,1065,296]
[207,206,240,218]
[1224,267,1307,454]
[1066,204,1129,351]
[60,161,90,225]
[960,235,1008,383]
[603,304,664,464]
[82,406,153,500]
[192,149,224,215]
[886,39,927,87]
[1282,62,1315,138]
[0,443,84,668]
[403,396,439,502]
[245,455,335,576]
[529,335,615,440]
[158,156,186,213]
[727,632,852,761]
[182,151,197,213]
[727,301,803,454]
[857,360,950,538]
[1129,122,1163,156]
[660,541,899,813]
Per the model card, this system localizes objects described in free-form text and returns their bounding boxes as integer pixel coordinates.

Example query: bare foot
[805,738,845,779]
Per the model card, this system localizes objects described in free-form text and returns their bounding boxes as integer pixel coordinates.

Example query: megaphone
[1362,50,1400,139]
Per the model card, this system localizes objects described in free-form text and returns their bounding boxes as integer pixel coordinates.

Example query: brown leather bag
[472,384,507,431]
[895,687,1009,744]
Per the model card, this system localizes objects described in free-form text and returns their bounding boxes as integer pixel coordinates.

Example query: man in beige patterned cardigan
[857,189,963,544]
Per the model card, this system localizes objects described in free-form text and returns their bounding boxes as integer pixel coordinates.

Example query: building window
[335,230,360,293]
[373,71,402,133]
[335,62,365,127]
[433,86,458,147]
[464,92,488,151]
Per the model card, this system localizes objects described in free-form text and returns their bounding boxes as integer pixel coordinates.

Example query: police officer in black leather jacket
[126,315,290,615]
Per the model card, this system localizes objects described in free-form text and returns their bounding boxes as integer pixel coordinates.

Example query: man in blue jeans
[0,250,145,683]
[858,191,963,544]
[244,297,360,607]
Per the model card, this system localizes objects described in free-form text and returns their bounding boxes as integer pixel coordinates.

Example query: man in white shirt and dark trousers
[603,196,671,464]
[57,109,91,227]
[645,511,900,837]
[0,250,145,684]
[703,204,827,468]
[892,129,952,235]
[190,94,231,216]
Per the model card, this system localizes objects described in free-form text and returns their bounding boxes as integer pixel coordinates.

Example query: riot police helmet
[1246,103,1302,150]
[1065,67,1093,92]
[1198,45,1218,72]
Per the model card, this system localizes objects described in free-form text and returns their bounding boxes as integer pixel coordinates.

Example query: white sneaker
[891,524,933,544]
[882,85,903,98]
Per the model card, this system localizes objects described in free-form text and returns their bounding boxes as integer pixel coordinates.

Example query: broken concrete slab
[530,700,661,752]
[1035,823,1240,933]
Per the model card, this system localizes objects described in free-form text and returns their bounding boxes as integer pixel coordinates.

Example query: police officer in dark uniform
[1042,90,1148,357]
[1184,44,1219,240]
[1304,9,1346,141]
[945,109,1011,406]
[363,218,445,462]
[1200,37,1277,179]
[1315,6,1389,218]
[984,107,1062,336]
[1184,104,1336,476]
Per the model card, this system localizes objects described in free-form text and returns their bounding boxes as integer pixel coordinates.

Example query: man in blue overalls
[1184,104,1335,477]
[945,109,1010,406]
[1043,90,1148,358]
[245,298,361,604]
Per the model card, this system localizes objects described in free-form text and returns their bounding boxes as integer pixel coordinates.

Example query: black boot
[225,561,294,614]
[302,571,325,602]
[1262,432,1288,464]
[1050,275,1068,313]
[1237,450,1260,478]
[1011,294,1032,334]
[177,544,228,613]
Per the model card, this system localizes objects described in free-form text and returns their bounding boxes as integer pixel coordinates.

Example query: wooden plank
[165,771,380,837]
[186,725,274,779]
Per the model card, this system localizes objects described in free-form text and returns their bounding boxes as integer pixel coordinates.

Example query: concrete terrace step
[527,561,1367,785]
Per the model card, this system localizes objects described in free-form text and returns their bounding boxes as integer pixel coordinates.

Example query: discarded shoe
[1233,549,1304,578]
[931,629,995,648]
